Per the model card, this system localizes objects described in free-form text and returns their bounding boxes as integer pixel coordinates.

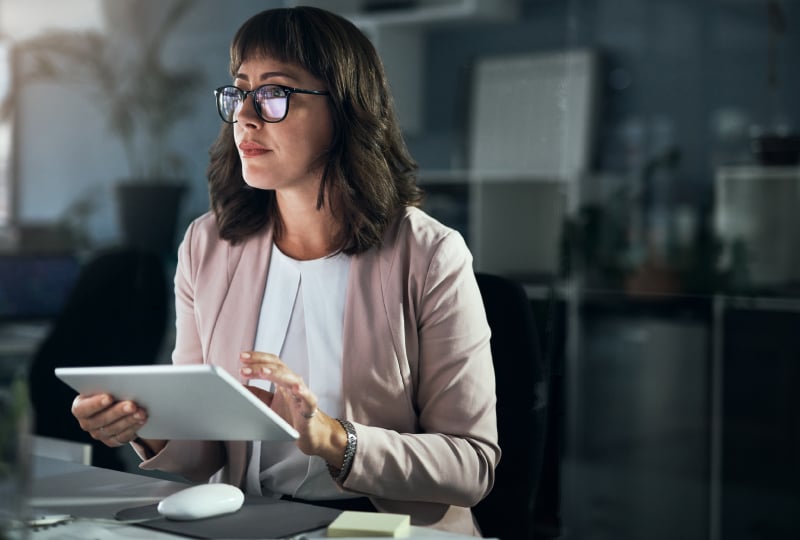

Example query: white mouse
[157,483,245,521]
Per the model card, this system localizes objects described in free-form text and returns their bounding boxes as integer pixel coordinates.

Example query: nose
[236,92,261,127]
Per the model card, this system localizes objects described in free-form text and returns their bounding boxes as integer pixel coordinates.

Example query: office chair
[28,246,169,471]
[473,272,550,540]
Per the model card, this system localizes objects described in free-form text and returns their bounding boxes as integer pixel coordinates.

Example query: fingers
[93,422,141,447]
[240,351,302,391]
[271,386,318,426]
[241,352,319,422]
[240,351,294,381]
[71,393,113,420]
[72,394,147,448]
[240,352,305,393]
[291,383,319,419]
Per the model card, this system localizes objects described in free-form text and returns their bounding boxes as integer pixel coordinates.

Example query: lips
[238,141,270,157]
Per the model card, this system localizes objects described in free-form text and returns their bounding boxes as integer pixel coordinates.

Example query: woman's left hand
[239,351,345,463]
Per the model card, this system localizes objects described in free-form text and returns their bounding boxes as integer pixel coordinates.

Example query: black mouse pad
[115,495,342,539]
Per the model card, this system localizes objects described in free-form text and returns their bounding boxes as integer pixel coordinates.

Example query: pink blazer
[136,207,500,535]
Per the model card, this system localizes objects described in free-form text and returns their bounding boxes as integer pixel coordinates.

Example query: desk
[25,456,473,539]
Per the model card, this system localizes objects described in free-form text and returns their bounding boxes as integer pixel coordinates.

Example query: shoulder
[177,212,229,273]
[390,207,470,263]
[183,211,219,245]
[376,207,472,282]
[178,211,273,278]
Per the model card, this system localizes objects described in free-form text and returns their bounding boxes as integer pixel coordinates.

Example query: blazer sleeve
[343,229,500,507]
[135,218,226,481]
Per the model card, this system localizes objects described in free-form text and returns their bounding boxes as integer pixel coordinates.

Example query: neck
[274,190,341,260]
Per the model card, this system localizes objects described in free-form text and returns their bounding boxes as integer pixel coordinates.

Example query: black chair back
[473,272,550,540]
[28,247,168,470]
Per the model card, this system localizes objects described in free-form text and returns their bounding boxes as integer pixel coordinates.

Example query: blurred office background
[1,1,799,539]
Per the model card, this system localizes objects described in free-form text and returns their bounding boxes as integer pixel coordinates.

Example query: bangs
[228,8,318,77]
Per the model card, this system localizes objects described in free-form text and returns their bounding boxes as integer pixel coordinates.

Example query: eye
[224,87,243,99]
[261,85,288,99]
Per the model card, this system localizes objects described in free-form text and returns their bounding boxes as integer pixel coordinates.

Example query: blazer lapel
[206,227,273,489]
[341,216,415,427]
[207,227,274,381]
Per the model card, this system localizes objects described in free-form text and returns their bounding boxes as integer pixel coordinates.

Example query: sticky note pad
[327,511,411,537]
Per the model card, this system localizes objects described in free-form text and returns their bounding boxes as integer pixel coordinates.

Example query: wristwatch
[327,418,357,483]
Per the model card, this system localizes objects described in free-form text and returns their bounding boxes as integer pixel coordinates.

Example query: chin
[241,169,279,191]
[242,176,267,189]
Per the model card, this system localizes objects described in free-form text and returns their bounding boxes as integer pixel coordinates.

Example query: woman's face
[232,56,333,196]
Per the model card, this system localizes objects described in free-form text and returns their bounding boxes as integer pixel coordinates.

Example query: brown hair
[207,6,423,253]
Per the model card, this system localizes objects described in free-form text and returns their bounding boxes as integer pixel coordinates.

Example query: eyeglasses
[214,84,330,124]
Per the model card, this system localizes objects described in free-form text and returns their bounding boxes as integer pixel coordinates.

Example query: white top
[245,244,351,500]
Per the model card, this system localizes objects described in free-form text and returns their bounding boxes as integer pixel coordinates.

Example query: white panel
[469,49,597,179]
[471,180,566,276]
[465,49,597,277]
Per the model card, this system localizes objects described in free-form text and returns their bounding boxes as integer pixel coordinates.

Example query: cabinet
[714,166,800,289]
[713,295,800,540]
[563,294,800,540]
[421,173,568,277]
[564,298,712,540]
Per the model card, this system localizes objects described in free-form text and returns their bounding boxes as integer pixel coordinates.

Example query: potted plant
[1,0,204,255]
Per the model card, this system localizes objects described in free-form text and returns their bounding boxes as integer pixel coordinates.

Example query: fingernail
[134,412,144,420]
[241,367,252,375]
[241,352,251,359]
[101,396,112,406]
[261,367,271,375]
[123,403,134,413]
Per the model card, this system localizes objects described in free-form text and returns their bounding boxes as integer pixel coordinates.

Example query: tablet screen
[55,364,299,441]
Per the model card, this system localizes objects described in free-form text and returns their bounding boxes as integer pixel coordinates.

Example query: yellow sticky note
[327,511,411,538]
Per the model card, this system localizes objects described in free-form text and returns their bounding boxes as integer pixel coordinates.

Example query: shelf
[716,165,800,180]
[418,169,573,184]
[347,0,518,30]
[285,0,518,28]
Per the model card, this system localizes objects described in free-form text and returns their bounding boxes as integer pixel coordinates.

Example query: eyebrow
[234,71,295,82]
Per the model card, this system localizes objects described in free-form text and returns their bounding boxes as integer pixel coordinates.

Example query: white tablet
[55,364,299,441]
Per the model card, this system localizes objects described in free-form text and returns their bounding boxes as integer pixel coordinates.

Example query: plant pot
[115,181,187,256]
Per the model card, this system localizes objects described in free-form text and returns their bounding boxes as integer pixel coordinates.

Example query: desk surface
[26,456,472,539]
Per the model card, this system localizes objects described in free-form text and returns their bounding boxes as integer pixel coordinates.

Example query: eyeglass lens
[217,85,289,123]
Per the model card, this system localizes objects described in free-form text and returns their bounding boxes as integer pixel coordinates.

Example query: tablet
[55,364,299,441]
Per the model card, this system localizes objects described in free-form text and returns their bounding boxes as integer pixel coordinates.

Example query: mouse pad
[115,495,342,539]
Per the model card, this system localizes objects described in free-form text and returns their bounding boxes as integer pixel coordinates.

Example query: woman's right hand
[71,393,148,448]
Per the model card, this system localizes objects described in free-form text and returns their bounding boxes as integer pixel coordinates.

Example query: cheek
[233,125,245,146]
[307,117,334,156]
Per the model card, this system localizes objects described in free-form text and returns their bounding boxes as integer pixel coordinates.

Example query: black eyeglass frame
[214,84,330,124]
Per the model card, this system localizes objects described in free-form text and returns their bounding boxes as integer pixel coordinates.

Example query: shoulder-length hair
[207,6,423,254]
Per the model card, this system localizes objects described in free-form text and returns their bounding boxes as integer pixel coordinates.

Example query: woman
[71,6,499,535]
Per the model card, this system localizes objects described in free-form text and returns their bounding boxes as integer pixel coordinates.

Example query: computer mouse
[157,483,245,521]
